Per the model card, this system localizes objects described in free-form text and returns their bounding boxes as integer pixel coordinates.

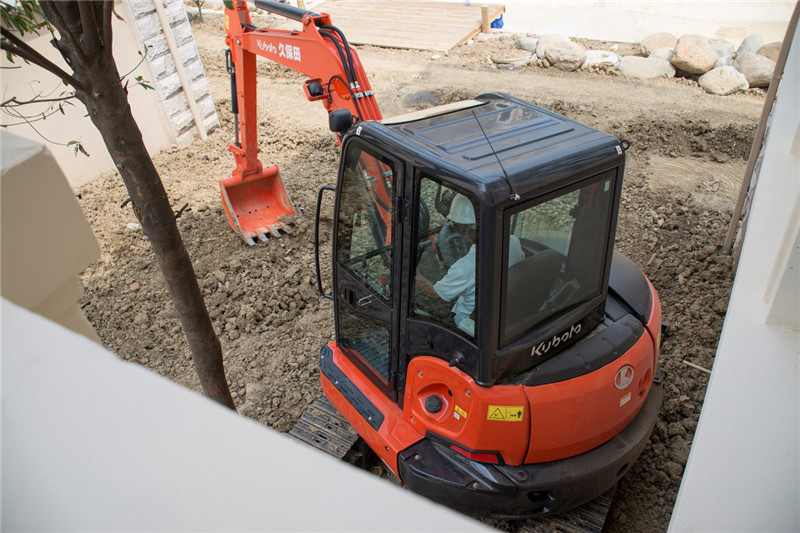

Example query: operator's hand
[415,271,439,300]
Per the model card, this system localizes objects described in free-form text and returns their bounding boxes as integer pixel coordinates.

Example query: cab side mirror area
[329,109,353,134]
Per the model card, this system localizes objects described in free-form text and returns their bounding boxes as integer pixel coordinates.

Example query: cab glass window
[336,143,396,302]
[412,177,479,339]
[502,174,615,344]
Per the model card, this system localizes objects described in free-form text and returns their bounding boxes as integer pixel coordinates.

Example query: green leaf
[0,0,45,37]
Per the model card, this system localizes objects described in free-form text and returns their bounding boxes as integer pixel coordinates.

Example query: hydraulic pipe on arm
[221,0,382,244]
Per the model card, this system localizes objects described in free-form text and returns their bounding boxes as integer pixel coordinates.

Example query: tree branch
[0,105,85,151]
[77,1,100,56]
[0,27,84,90]
[37,1,87,66]
[2,94,76,107]
[103,1,113,53]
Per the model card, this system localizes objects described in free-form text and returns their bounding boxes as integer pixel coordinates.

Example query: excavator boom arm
[220,0,382,244]
[226,0,380,167]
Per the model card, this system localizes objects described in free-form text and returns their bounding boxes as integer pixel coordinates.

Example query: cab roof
[371,93,623,202]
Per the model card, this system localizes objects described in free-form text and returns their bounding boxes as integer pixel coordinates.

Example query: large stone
[582,50,621,69]
[535,34,567,58]
[736,34,764,56]
[709,38,734,67]
[618,56,676,79]
[535,34,587,71]
[698,66,749,95]
[757,42,782,62]
[709,38,734,57]
[491,49,533,69]
[733,52,775,88]
[714,55,733,67]
[544,39,587,72]
[650,47,674,62]
[671,35,718,74]
[513,37,539,54]
[640,32,677,56]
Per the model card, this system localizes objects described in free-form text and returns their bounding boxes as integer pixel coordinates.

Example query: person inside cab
[415,193,478,336]
[415,192,526,339]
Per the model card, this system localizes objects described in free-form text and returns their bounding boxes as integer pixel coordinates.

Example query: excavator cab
[316,94,664,517]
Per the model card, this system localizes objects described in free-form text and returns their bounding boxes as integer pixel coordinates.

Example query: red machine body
[223,0,664,518]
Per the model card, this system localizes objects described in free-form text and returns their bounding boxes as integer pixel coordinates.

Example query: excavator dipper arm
[221,0,382,244]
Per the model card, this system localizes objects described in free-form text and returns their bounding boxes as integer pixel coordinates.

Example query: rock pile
[641,32,779,94]
[506,31,780,96]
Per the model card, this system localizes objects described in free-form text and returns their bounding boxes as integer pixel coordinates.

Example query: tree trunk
[89,86,235,410]
[37,1,235,410]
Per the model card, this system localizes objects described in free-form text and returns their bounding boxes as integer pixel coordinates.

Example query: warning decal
[487,405,525,422]
[454,405,468,420]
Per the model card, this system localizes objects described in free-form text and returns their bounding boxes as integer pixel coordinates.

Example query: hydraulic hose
[320,25,358,86]
[327,75,364,120]
[318,30,351,84]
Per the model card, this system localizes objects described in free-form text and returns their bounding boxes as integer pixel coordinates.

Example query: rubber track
[518,488,614,533]
[288,395,360,459]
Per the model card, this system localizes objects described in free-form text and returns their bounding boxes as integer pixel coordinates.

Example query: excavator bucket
[219,164,295,245]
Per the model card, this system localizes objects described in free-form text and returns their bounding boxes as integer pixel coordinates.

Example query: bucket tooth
[257,231,269,243]
[270,223,282,237]
[219,164,295,245]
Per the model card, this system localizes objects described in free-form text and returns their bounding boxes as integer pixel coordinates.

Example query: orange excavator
[223,0,665,520]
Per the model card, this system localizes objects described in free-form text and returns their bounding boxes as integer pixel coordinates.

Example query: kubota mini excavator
[223,0,664,519]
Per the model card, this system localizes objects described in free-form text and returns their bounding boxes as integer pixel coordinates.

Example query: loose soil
[78,14,763,533]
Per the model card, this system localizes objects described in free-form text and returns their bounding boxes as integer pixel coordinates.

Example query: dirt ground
[77,13,764,533]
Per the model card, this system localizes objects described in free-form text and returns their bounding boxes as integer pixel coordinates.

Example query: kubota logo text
[531,323,581,358]
[256,40,302,63]
[256,39,277,55]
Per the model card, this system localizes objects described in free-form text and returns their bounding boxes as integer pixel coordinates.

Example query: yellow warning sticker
[454,405,468,420]
[487,405,525,422]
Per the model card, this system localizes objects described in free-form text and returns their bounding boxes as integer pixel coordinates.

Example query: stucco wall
[0,0,217,190]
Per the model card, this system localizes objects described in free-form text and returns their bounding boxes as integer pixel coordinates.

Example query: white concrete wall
[409,0,795,45]
[1,300,487,532]
[0,1,174,190]
[668,14,800,533]
[0,0,219,190]
[1,132,101,343]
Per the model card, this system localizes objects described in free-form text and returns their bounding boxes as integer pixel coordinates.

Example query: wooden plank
[276,0,505,52]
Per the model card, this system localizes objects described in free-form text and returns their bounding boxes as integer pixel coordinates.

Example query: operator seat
[436,221,469,268]
[503,249,562,339]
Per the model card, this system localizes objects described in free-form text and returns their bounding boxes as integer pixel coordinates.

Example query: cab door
[333,138,403,400]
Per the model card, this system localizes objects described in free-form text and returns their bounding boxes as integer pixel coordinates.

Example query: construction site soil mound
[78,14,764,533]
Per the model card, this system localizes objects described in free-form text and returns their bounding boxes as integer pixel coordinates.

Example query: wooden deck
[278,1,505,52]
